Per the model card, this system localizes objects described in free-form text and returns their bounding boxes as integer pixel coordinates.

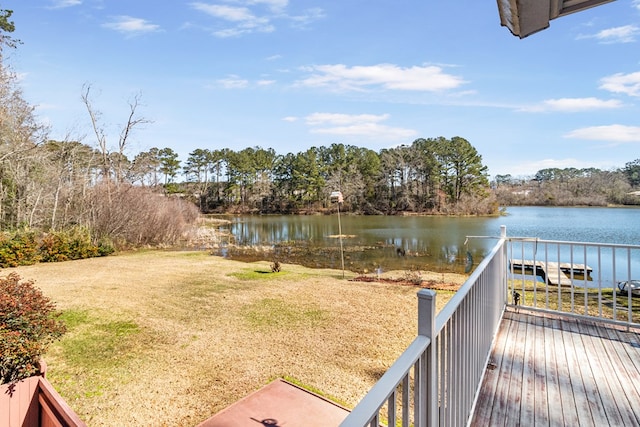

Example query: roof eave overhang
[497,0,617,39]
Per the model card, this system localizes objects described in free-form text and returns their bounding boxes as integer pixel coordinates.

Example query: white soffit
[498,0,617,38]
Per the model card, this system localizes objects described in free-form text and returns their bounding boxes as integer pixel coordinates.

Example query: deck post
[418,289,437,427]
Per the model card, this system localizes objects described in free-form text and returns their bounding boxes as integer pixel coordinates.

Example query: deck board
[470,311,509,425]
[596,323,640,425]
[532,313,548,426]
[472,308,640,426]
[521,313,536,426]
[504,311,526,426]
[564,315,602,427]
[542,315,564,425]
[488,311,521,425]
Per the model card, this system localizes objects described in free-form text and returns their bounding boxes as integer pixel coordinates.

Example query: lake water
[214,206,640,277]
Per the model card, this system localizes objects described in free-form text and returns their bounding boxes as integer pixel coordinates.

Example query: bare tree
[116,92,151,182]
[81,83,151,185]
[0,60,47,228]
[81,84,109,180]
[45,137,98,230]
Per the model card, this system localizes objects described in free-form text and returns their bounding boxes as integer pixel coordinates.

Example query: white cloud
[192,4,256,22]
[102,16,160,36]
[302,112,417,140]
[599,72,640,97]
[213,26,271,37]
[297,63,466,92]
[289,8,325,28]
[191,3,272,37]
[207,75,276,89]
[190,1,322,37]
[634,0,640,11]
[249,0,289,13]
[564,124,640,143]
[578,25,640,43]
[49,0,82,8]
[305,113,389,126]
[213,75,250,89]
[518,97,623,112]
[282,116,298,122]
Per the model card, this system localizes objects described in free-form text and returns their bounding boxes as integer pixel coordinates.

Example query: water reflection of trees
[217,217,490,274]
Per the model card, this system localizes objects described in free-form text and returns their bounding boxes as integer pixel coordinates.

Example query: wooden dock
[471,308,640,426]
[510,259,593,286]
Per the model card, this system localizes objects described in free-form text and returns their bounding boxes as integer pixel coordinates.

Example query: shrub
[402,267,423,286]
[96,239,115,257]
[38,233,70,262]
[39,227,102,262]
[0,230,41,268]
[0,228,113,267]
[0,273,66,384]
[87,183,200,248]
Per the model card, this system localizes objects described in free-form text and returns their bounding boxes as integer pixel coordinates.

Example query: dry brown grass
[7,251,463,426]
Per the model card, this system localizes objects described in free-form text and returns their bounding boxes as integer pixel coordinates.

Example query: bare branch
[118,92,152,156]
[81,83,109,179]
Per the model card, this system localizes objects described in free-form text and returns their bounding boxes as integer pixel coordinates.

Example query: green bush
[0,228,114,266]
[0,273,66,384]
[0,230,40,268]
[96,239,115,257]
[39,233,71,262]
[39,227,101,262]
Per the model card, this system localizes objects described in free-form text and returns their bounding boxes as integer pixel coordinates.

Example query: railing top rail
[435,236,506,334]
[507,237,640,250]
[38,377,87,427]
[339,336,430,426]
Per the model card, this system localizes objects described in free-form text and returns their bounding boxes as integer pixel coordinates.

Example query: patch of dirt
[351,276,462,292]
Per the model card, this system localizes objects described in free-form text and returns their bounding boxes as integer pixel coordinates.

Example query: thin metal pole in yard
[337,201,345,279]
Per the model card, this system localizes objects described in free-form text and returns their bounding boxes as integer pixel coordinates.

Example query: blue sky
[4,0,640,178]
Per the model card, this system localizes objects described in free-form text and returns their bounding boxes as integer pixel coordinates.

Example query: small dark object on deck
[396,247,406,256]
[513,291,521,306]
[250,418,280,426]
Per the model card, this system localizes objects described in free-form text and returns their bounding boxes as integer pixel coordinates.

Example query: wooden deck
[471,307,640,426]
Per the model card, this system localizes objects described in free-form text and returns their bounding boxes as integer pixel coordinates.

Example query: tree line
[175,138,494,215]
[493,162,640,206]
[2,136,497,225]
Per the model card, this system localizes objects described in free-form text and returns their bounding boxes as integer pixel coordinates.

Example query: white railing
[340,227,509,427]
[508,237,640,327]
[341,228,640,427]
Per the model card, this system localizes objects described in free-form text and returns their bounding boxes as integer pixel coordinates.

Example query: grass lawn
[7,251,463,427]
[511,280,640,323]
